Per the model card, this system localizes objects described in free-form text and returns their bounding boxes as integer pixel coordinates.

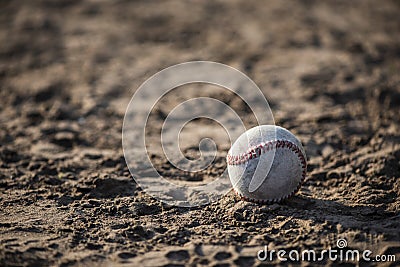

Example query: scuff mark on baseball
[226,125,307,203]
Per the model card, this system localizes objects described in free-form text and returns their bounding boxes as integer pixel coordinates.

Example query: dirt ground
[1,0,400,266]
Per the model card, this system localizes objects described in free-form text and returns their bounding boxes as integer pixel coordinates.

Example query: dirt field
[1,0,400,266]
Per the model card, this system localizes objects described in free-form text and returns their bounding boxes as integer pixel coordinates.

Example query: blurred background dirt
[1,0,400,266]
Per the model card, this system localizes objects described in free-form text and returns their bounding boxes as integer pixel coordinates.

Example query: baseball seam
[227,139,307,204]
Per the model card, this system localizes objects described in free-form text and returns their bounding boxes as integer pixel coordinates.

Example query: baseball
[226,125,307,203]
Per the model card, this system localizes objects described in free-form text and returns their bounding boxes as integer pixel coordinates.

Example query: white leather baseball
[226,125,307,203]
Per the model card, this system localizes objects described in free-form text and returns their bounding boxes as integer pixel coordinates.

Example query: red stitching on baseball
[226,140,306,167]
[227,139,307,204]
